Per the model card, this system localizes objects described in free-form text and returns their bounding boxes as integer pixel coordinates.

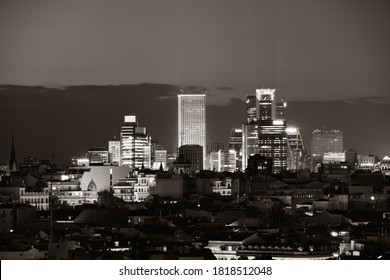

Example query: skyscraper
[246,95,257,123]
[256,88,275,121]
[121,115,137,167]
[258,120,287,173]
[178,94,206,168]
[311,129,343,171]
[228,128,242,170]
[256,89,287,173]
[242,122,258,170]
[242,95,259,170]
[108,140,121,165]
[121,116,151,169]
[286,127,306,170]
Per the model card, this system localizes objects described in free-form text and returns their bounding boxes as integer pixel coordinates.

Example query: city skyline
[2,0,390,264]
[0,85,389,165]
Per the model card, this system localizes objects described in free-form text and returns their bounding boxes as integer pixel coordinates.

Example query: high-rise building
[246,95,257,123]
[286,127,306,170]
[108,140,121,165]
[275,100,287,120]
[258,120,287,173]
[228,128,242,170]
[121,116,138,167]
[241,122,258,170]
[242,95,258,170]
[134,127,151,169]
[120,116,151,169]
[256,89,287,173]
[311,129,343,172]
[256,88,275,121]
[178,94,206,168]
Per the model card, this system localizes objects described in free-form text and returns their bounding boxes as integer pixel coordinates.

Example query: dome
[87,178,97,191]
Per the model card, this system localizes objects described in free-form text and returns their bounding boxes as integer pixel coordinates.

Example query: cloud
[215,86,234,91]
[182,85,208,92]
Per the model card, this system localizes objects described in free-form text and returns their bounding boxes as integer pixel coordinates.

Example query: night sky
[1,0,389,164]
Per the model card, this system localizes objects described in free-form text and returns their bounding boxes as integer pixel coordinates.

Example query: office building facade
[311,129,343,172]
[256,89,287,173]
[178,94,206,168]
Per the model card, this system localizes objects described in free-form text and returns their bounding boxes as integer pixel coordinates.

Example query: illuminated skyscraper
[246,95,257,123]
[256,88,275,121]
[256,89,287,173]
[286,127,305,170]
[242,122,258,170]
[121,116,151,169]
[311,129,343,172]
[134,127,151,169]
[121,116,137,167]
[108,140,121,165]
[242,95,259,170]
[229,128,242,170]
[178,94,206,168]
[258,120,287,173]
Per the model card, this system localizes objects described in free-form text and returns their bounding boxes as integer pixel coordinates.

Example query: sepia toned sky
[1,0,389,164]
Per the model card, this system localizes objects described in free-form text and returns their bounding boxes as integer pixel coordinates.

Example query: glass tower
[178,94,206,168]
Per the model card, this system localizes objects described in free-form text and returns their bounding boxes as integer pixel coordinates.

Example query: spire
[159,161,164,172]
[8,133,18,172]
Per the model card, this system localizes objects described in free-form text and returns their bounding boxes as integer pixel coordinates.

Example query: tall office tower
[178,94,206,168]
[229,128,243,170]
[179,144,203,172]
[258,120,287,173]
[241,95,258,170]
[256,88,275,121]
[108,140,121,165]
[256,89,287,173]
[121,115,138,167]
[241,122,258,170]
[246,95,257,123]
[311,129,343,172]
[229,128,242,151]
[134,127,151,169]
[275,100,287,120]
[286,127,305,170]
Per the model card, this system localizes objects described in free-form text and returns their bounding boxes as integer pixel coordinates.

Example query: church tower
[8,134,18,173]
